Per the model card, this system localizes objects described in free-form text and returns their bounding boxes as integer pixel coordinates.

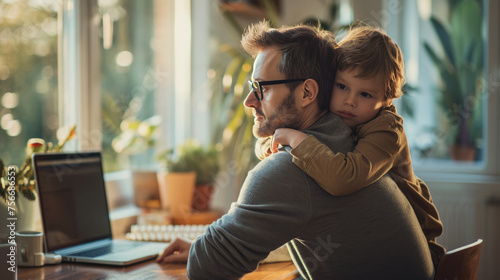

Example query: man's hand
[271,128,308,153]
[156,238,192,264]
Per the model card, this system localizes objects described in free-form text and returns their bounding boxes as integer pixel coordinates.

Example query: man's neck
[297,109,328,131]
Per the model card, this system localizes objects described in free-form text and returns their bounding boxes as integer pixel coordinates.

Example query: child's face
[329,68,388,129]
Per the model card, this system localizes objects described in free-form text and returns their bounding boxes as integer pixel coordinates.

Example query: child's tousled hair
[337,24,405,100]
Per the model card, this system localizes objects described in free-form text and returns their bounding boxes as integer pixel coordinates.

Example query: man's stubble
[253,89,302,138]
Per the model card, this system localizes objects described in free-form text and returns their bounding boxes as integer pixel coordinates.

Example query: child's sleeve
[291,114,403,195]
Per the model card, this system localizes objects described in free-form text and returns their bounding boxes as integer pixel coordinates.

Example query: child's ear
[301,79,319,107]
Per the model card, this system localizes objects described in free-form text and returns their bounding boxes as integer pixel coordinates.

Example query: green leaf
[400,84,418,118]
[423,42,440,67]
[450,0,482,67]
[465,42,476,65]
[429,16,456,67]
[439,66,463,107]
[21,188,36,201]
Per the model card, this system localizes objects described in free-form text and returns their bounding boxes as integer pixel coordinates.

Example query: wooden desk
[18,260,299,280]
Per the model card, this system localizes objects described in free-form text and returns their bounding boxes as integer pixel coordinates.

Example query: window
[0,0,59,166]
[385,0,498,174]
[98,0,159,172]
[56,0,188,173]
[98,0,193,172]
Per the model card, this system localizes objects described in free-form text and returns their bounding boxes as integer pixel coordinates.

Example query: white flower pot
[0,193,41,241]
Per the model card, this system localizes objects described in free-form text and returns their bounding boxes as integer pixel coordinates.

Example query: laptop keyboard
[69,242,143,258]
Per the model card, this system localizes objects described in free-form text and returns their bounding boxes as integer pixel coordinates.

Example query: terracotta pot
[156,171,196,219]
[192,184,214,211]
[450,145,476,162]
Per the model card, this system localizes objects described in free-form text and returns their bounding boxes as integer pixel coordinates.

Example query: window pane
[0,0,58,166]
[98,0,158,172]
[396,0,486,168]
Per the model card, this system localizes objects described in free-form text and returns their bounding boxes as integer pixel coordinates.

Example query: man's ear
[300,79,319,107]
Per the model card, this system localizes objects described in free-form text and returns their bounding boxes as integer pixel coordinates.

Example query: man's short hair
[337,24,405,100]
[241,21,337,110]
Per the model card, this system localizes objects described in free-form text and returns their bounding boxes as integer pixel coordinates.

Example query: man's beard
[253,91,302,138]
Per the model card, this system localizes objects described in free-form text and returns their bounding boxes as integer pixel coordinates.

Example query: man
[157,21,434,280]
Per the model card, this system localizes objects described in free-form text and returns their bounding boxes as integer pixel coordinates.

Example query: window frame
[59,0,101,151]
[484,0,500,176]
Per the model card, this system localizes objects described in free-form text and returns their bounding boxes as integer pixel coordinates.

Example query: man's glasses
[248,79,306,101]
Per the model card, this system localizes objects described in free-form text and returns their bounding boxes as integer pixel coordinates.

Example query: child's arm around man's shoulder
[291,105,405,195]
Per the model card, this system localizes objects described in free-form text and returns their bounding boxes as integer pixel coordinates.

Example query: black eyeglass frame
[248,79,307,101]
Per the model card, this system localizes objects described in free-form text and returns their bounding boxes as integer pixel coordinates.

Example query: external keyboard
[125,224,292,263]
[126,224,208,242]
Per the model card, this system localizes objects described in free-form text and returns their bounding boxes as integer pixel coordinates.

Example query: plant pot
[132,171,160,208]
[450,144,476,162]
[156,171,196,220]
[192,184,214,211]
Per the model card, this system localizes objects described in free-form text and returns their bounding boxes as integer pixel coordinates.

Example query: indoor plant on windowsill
[423,0,483,161]
[156,140,221,219]
[184,142,221,212]
[0,125,76,233]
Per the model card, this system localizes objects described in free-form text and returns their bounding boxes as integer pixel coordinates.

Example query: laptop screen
[33,152,112,252]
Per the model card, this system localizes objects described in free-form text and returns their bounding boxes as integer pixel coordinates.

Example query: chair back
[434,239,483,280]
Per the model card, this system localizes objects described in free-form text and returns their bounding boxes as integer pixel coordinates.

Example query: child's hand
[271,128,308,153]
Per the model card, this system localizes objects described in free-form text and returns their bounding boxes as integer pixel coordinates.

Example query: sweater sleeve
[290,112,403,196]
[187,153,311,279]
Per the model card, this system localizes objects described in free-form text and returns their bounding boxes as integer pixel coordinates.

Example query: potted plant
[423,0,484,161]
[0,125,76,232]
[156,140,220,217]
[184,143,221,211]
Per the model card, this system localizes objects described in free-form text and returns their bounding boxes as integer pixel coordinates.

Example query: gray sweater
[187,112,434,280]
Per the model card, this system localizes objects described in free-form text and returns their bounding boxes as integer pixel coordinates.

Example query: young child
[257,25,445,266]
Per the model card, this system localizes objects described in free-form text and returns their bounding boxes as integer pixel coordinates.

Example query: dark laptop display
[34,152,111,251]
[32,152,165,266]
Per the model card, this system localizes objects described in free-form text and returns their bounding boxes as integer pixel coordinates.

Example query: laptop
[32,151,166,266]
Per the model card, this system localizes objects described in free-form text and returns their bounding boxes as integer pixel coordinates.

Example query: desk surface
[18,260,299,280]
